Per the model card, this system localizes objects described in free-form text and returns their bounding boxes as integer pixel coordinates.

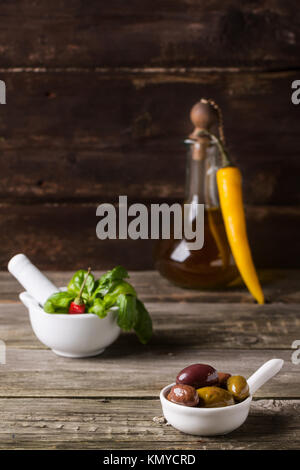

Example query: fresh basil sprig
[44,266,152,344]
[67,269,95,301]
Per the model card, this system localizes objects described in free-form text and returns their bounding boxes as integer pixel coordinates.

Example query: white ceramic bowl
[19,290,121,358]
[160,359,284,436]
[160,383,252,436]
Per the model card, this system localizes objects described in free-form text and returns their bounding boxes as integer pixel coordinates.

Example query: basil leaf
[102,293,117,309]
[88,298,107,318]
[98,266,128,288]
[92,272,133,300]
[67,269,95,301]
[102,281,136,307]
[134,299,153,344]
[91,279,110,298]
[44,291,75,313]
[116,294,137,331]
[109,280,136,296]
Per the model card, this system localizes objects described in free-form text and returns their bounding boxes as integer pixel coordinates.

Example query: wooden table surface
[0,270,299,450]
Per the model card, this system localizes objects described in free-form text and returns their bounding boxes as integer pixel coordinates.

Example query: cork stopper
[188,99,222,160]
[189,99,218,160]
[190,99,220,137]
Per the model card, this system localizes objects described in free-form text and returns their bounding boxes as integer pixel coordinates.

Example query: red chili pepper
[68,301,86,314]
[69,267,91,314]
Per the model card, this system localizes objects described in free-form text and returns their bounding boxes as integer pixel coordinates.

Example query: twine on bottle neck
[200,98,225,145]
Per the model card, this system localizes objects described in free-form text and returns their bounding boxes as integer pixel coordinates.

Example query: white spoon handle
[247,358,284,395]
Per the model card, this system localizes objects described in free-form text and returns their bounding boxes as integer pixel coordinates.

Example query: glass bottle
[154,99,239,289]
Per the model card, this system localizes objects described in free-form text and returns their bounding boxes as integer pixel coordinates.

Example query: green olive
[227,375,249,401]
[197,386,235,408]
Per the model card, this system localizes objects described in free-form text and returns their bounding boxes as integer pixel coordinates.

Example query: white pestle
[8,254,59,306]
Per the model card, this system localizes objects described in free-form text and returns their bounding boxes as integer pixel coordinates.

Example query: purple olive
[218,372,231,389]
[167,384,199,407]
[176,363,218,389]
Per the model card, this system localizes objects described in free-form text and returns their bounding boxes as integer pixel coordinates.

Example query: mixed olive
[167,363,250,408]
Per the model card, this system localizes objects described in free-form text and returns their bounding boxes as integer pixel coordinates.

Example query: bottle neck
[184,138,220,208]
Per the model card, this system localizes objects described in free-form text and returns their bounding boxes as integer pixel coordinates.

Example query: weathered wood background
[0,1,299,269]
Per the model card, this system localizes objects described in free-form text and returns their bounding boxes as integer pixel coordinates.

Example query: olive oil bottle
[154,99,238,289]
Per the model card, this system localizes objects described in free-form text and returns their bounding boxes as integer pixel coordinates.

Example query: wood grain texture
[1,301,299,350]
[0,204,299,270]
[0,271,299,450]
[1,269,300,303]
[0,348,297,398]
[0,70,299,205]
[0,1,299,68]
[0,398,299,450]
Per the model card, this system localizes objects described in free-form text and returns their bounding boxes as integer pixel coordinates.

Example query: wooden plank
[0,1,299,68]
[1,270,300,303]
[0,204,300,270]
[0,70,299,205]
[0,348,297,398]
[1,301,299,350]
[0,398,298,450]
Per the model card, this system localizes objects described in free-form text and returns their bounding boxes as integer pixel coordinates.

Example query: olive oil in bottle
[154,99,238,289]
